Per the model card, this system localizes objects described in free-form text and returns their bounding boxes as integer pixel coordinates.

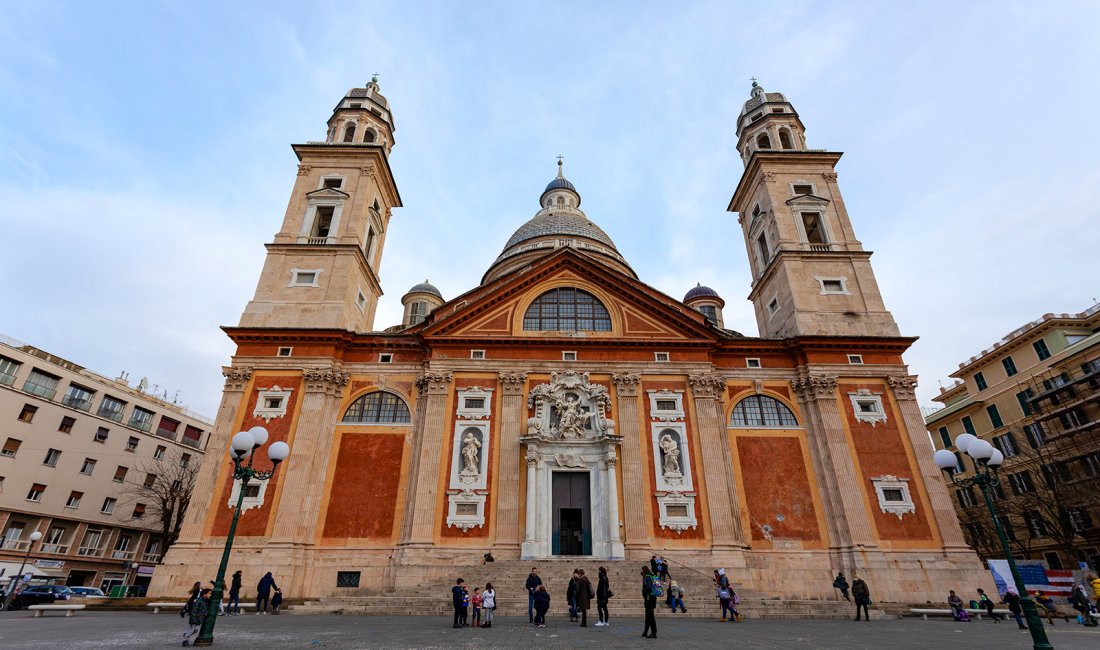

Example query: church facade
[152,79,988,602]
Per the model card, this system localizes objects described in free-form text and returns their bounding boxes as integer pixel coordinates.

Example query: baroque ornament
[526,371,615,440]
[887,375,918,400]
[687,374,725,399]
[222,366,254,391]
[416,370,453,395]
[791,374,839,400]
[498,371,528,395]
[303,367,351,393]
[611,373,641,397]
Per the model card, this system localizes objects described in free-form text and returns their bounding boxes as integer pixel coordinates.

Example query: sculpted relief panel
[526,371,615,440]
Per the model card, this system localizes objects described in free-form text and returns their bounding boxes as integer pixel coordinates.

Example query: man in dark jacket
[525,568,542,624]
[641,566,658,638]
[256,572,277,614]
[833,572,851,602]
[851,576,870,621]
[566,570,579,622]
[595,566,611,626]
[451,578,466,628]
[228,570,243,615]
[575,569,594,627]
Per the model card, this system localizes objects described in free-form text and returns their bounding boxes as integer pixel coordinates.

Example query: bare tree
[119,446,200,556]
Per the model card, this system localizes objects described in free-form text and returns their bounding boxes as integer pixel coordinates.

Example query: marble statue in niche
[659,433,682,477]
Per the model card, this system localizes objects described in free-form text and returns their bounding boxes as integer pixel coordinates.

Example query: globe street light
[194,427,288,646]
[2,530,43,610]
[934,436,1053,650]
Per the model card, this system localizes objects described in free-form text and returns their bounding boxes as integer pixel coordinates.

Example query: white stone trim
[815,276,851,295]
[445,489,486,532]
[651,422,692,492]
[227,477,269,514]
[288,268,323,287]
[456,387,493,420]
[647,390,685,422]
[656,491,698,533]
[298,194,346,244]
[449,420,489,490]
[848,389,887,427]
[870,475,915,519]
[253,386,293,422]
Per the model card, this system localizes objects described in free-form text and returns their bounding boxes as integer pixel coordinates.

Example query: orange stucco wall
[439,377,498,540]
[322,432,405,539]
[735,435,823,545]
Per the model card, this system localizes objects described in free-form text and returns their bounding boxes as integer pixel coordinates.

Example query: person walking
[668,580,687,613]
[255,572,277,614]
[595,566,611,627]
[533,585,551,628]
[715,569,734,621]
[641,566,659,639]
[1071,582,1098,626]
[567,569,579,622]
[181,587,211,647]
[227,571,242,616]
[657,556,671,583]
[833,572,851,602]
[976,588,1004,622]
[575,568,594,627]
[525,568,542,624]
[451,578,466,628]
[481,582,496,628]
[182,581,201,619]
[852,575,871,622]
[1003,587,1027,629]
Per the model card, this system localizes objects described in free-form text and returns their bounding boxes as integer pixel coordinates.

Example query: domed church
[154,78,988,602]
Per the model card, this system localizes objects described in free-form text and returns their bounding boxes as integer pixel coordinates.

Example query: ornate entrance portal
[521,371,624,559]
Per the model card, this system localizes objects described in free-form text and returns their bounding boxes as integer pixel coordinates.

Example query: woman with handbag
[595,566,612,627]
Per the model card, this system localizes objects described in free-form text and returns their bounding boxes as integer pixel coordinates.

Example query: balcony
[0,371,16,386]
[1,538,31,551]
[142,553,162,563]
[40,543,70,555]
[111,549,135,561]
[98,408,124,423]
[77,546,104,558]
[305,236,331,245]
[806,243,835,252]
[155,428,178,441]
[62,395,93,412]
[128,419,152,433]
[181,436,202,449]
[22,381,56,400]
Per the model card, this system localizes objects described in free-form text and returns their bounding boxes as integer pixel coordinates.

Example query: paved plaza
[1,612,1098,649]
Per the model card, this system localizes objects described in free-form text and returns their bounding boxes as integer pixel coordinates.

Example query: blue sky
[1,1,1098,417]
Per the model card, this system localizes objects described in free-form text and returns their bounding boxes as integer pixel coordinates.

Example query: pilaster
[612,373,648,550]
[399,370,453,546]
[494,372,527,550]
[688,373,744,547]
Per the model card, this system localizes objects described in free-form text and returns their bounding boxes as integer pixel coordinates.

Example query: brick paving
[1,611,1098,649]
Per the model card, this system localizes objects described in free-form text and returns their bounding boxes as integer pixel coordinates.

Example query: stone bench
[29,604,86,617]
[910,607,1009,620]
[147,602,255,614]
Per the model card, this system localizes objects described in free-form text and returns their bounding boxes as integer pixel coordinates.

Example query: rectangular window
[792,184,813,195]
[1033,339,1051,361]
[937,426,952,448]
[470,350,486,360]
[27,483,46,502]
[22,368,60,399]
[654,352,670,363]
[986,404,1004,429]
[101,497,116,514]
[59,416,76,433]
[80,458,96,475]
[66,491,83,508]
[655,399,678,412]
[847,354,863,364]
[956,487,978,508]
[992,433,1017,458]
[821,279,845,293]
[129,407,154,432]
[336,571,361,588]
[355,290,367,311]
[378,353,393,363]
[292,270,318,286]
[1008,471,1035,495]
[62,383,95,411]
[43,448,62,467]
[1024,422,1046,448]
[113,466,128,483]
[180,453,192,467]
[767,297,779,316]
[463,397,485,410]
[2,437,22,458]
[277,346,293,357]
[1044,552,1064,570]
[961,416,977,436]
[156,417,180,440]
[312,206,334,238]
[322,177,343,189]
[263,396,283,410]
[18,404,38,422]
[143,473,157,488]
[1070,509,1094,532]
[757,233,771,266]
[800,212,827,244]
[746,358,761,368]
[974,372,987,391]
[1024,511,1047,538]
[182,425,203,446]
[97,395,126,422]
[1016,390,1034,417]
[242,484,261,498]
[0,355,21,386]
[94,427,109,443]
[1002,356,1018,377]
[126,436,139,452]
[1081,452,1100,478]
[132,503,146,518]
[562,351,577,361]
[154,445,166,460]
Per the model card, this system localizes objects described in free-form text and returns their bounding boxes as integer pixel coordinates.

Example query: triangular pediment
[417,248,722,342]
[785,193,830,206]
[305,187,351,199]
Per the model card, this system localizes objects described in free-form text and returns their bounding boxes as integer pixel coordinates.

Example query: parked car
[8,585,74,610]
[69,586,107,598]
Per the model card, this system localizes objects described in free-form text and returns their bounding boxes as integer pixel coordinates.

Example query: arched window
[363,129,377,143]
[523,288,612,331]
[342,391,411,423]
[756,133,771,149]
[779,129,793,150]
[730,395,798,427]
[342,124,356,143]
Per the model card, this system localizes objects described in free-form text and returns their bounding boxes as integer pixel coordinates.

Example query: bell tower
[239,76,402,332]
[728,81,899,339]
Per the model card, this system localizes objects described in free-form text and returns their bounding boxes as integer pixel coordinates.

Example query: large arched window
[342,391,411,423]
[342,123,356,143]
[730,395,799,427]
[756,133,771,149]
[522,288,612,331]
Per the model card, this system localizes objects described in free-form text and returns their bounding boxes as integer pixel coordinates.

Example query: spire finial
[371,72,380,84]
[750,76,758,87]
[556,155,564,178]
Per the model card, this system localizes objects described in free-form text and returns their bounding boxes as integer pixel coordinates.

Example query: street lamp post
[194,426,289,646]
[2,530,42,610]
[933,434,1054,650]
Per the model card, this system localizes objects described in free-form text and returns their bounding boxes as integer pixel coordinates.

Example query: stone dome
[404,280,442,300]
[503,212,617,250]
[683,283,725,307]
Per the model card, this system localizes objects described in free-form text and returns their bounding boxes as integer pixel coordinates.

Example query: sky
[1,1,1098,418]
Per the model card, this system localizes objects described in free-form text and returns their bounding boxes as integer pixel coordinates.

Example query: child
[533,584,551,628]
[460,585,470,626]
[481,582,496,628]
[271,588,283,615]
[471,587,482,627]
[182,587,211,647]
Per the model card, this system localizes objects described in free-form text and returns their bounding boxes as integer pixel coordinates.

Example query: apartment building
[0,334,211,593]
[926,304,1100,571]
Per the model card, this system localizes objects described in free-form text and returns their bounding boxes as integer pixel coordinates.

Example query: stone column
[612,373,648,551]
[888,375,969,549]
[399,370,453,547]
[269,367,349,543]
[604,452,625,559]
[521,449,539,559]
[792,374,876,549]
[495,372,527,551]
[688,374,744,547]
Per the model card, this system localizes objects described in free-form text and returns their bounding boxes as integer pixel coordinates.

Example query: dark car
[69,586,107,598]
[9,585,73,610]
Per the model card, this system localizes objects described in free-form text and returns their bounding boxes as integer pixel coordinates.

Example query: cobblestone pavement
[1,611,1098,649]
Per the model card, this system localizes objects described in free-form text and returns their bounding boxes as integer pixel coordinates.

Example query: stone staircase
[287,558,888,620]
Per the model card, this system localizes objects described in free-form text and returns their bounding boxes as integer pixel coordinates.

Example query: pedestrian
[451,578,465,628]
[595,566,612,627]
[255,572,277,614]
[1003,587,1027,630]
[947,590,968,621]
[575,568,594,627]
[976,588,1003,622]
[271,588,283,615]
[641,565,659,639]
[228,570,242,615]
[658,556,671,583]
[481,582,496,628]
[533,585,551,628]
[567,569,579,622]
[460,584,470,626]
[181,587,211,647]
[182,581,201,619]
[471,587,482,628]
[852,575,871,622]
[715,568,735,621]
[1071,583,1097,626]
[650,555,659,576]
[525,567,542,624]
[668,580,687,613]
[1090,573,1100,610]
[729,588,742,621]
[833,571,851,602]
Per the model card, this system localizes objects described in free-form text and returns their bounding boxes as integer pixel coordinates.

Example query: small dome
[684,283,724,305]
[544,177,577,194]
[404,280,442,300]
